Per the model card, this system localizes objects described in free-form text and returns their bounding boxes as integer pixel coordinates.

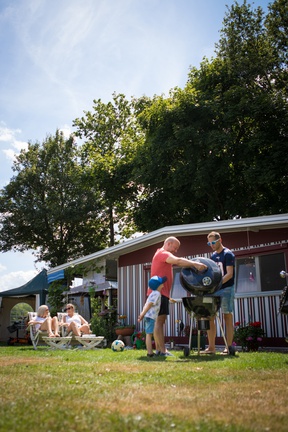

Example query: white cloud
[2,148,17,162]
[0,123,28,162]
[59,125,72,139]
[0,124,20,142]
[0,263,6,273]
[0,270,38,292]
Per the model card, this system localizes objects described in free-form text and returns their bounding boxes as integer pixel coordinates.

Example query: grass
[0,345,288,431]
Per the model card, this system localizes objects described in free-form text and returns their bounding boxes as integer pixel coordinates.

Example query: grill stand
[184,312,236,356]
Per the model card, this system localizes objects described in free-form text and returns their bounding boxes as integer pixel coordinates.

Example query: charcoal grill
[180,257,235,356]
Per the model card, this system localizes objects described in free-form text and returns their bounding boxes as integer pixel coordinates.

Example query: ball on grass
[111,339,125,352]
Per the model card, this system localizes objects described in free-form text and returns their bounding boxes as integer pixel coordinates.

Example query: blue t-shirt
[211,247,235,288]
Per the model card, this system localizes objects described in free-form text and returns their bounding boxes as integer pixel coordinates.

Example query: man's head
[163,236,180,254]
[207,231,222,252]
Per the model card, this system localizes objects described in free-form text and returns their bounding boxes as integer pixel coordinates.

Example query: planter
[135,339,146,349]
[115,327,135,337]
[246,342,259,352]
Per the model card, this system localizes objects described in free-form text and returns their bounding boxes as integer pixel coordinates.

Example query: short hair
[65,303,75,310]
[207,231,220,239]
[37,305,48,317]
[164,236,180,245]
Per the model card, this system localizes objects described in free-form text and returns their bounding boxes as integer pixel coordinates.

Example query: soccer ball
[111,339,125,352]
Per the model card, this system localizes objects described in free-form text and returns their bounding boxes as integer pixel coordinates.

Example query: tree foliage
[0,130,107,266]
[73,93,144,246]
[132,0,288,231]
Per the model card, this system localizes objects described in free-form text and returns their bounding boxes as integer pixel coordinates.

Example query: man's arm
[138,302,153,322]
[222,265,233,285]
[166,255,207,271]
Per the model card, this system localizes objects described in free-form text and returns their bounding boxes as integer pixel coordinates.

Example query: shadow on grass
[137,352,240,362]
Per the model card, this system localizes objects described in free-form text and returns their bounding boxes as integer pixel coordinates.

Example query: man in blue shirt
[202,231,235,355]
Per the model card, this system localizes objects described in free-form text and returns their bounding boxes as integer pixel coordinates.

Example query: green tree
[211,0,288,217]
[0,130,107,266]
[73,93,144,245]
[10,302,33,323]
[265,0,288,96]
[132,0,288,230]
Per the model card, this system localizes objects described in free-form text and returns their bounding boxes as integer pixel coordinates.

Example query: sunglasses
[64,307,73,311]
[207,238,220,246]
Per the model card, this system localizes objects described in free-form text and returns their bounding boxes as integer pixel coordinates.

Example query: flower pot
[135,339,145,349]
[246,342,259,352]
[115,327,134,337]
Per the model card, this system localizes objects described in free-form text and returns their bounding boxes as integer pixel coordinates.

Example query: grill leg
[216,314,236,355]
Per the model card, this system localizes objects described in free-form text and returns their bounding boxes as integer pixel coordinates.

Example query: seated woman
[61,303,90,336]
[28,305,60,337]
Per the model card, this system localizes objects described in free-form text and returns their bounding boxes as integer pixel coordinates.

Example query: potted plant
[114,315,135,337]
[234,321,265,351]
[115,325,135,337]
[131,330,146,349]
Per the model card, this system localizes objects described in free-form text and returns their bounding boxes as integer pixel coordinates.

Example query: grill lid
[180,257,222,296]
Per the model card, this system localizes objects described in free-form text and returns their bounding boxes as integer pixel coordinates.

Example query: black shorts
[158,295,170,316]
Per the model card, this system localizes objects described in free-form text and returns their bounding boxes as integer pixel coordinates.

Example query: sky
[0,0,271,291]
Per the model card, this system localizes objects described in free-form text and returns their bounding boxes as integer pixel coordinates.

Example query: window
[236,257,259,293]
[171,269,188,299]
[236,253,286,294]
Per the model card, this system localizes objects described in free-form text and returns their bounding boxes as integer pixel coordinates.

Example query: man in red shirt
[149,236,207,356]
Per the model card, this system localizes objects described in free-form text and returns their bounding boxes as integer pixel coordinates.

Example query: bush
[234,321,265,351]
[90,298,118,344]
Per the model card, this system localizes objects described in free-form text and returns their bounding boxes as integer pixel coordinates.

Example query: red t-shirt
[147,247,173,298]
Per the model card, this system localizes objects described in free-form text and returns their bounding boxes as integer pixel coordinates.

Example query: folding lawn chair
[57,312,105,349]
[57,312,70,336]
[27,312,49,350]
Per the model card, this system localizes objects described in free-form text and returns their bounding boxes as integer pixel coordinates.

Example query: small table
[42,336,72,350]
[74,336,104,350]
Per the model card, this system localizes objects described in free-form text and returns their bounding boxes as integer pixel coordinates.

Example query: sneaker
[155,350,161,356]
[147,353,154,358]
[164,350,174,356]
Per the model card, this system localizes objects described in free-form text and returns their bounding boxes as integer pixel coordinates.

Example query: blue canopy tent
[0,269,49,305]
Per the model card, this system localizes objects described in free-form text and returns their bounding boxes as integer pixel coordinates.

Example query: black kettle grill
[180,257,235,356]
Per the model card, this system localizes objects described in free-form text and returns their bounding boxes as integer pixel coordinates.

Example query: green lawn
[0,345,287,431]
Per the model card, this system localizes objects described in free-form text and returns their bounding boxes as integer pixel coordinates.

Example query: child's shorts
[144,317,155,334]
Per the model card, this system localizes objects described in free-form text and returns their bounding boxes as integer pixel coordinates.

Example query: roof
[64,281,118,295]
[47,213,288,275]
[0,269,48,304]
